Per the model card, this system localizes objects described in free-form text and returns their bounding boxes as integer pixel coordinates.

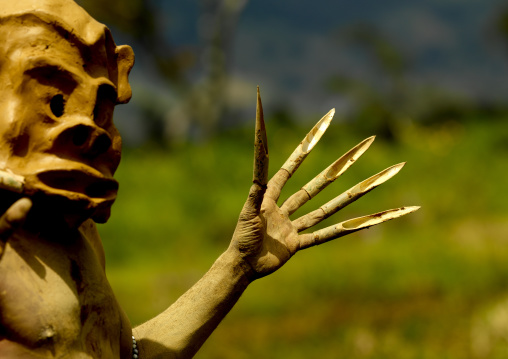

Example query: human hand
[230,87,419,281]
[0,197,32,258]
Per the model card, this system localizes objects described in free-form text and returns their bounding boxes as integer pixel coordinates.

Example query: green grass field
[99,115,508,358]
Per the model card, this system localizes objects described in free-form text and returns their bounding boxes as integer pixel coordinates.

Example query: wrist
[223,245,256,285]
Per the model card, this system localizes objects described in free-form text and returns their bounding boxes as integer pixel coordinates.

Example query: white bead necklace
[132,336,139,359]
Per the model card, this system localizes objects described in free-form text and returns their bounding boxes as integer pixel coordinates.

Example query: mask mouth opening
[36,169,118,201]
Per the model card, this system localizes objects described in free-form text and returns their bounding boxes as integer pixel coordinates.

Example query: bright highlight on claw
[281,136,375,216]
[321,206,420,239]
[303,136,375,197]
[281,108,335,176]
[321,162,405,216]
[293,162,406,232]
[341,206,420,231]
[300,206,420,249]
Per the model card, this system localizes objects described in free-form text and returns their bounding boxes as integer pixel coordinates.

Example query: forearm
[132,246,252,359]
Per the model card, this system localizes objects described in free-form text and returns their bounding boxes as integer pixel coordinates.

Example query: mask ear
[115,45,135,104]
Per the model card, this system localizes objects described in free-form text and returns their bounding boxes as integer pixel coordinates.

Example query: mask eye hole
[50,94,65,118]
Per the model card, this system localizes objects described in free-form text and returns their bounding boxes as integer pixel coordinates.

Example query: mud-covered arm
[133,87,418,358]
[132,246,251,358]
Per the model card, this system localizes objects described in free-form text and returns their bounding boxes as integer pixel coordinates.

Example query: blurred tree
[77,0,248,143]
[325,24,411,141]
[184,0,249,140]
[495,8,508,54]
[325,24,485,140]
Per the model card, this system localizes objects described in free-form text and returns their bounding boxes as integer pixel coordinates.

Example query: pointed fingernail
[357,162,405,192]
[341,206,420,231]
[253,86,269,185]
[302,108,335,153]
[303,136,375,197]
[281,109,335,175]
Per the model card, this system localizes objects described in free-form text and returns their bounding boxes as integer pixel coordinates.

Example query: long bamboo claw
[299,206,420,249]
[281,136,375,215]
[321,162,405,215]
[303,135,375,197]
[294,163,405,231]
[253,86,269,186]
[340,206,420,232]
[281,108,335,176]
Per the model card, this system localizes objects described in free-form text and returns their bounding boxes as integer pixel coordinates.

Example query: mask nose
[51,117,113,158]
[70,124,112,157]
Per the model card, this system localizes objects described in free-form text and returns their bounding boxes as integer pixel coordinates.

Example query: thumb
[242,183,266,219]
[0,198,32,242]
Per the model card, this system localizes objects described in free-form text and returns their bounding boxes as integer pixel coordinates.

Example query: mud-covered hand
[0,198,32,258]
[230,87,419,281]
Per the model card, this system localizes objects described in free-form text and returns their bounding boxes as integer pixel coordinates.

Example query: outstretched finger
[264,169,291,203]
[298,206,420,249]
[0,198,32,242]
[294,163,405,232]
[246,87,269,215]
[280,136,375,216]
[253,86,268,188]
[266,109,335,201]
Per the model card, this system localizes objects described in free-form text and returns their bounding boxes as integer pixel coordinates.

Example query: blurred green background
[80,1,508,358]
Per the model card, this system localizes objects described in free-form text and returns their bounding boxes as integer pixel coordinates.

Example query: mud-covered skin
[0,1,135,357]
[0,21,123,223]
[0,219,132,358]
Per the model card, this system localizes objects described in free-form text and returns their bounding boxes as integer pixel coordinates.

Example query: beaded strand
[132,336,139,359]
